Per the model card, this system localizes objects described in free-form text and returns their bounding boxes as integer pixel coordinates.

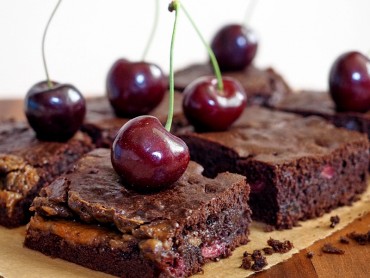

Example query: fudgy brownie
[25,149,252,278]
[0,120,93,228]
[176,107,369,229]
[82,91,183,147]
[174,64,291,105]
[269,90,370,139]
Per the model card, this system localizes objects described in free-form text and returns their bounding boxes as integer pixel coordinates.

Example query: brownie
[174,63,291,106]
[269,90,370,139]
[175,107,369,229]
[25,149,252,278]
[0,120,93,228]
[82,91,183,147]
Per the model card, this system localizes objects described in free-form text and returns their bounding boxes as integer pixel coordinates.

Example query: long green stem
[165,1,180,132]
[243,0,258,26]
[42,0,62,89]
[180,3,223,91]
[142,0,159,61]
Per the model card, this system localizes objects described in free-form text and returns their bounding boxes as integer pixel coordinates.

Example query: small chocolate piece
[251,256,268,272]
[339,236,350,244]
[306,251,314,259]
[240,256,252,270]
[262,247,274,255]
[330,215,340,228]
[322,244,345,254]
[267,238,294,253]
[347,231,370,245]
[251,250,263,260]
[243,251,251,258]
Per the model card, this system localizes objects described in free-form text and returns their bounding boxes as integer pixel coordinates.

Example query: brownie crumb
[347,231,370,245]
[263,224,275,232]
[251,250,263,260]
[251,256,268,272]
[322,244,345,254]
[267,238,294,253]
[306,251,314,259]
[262,247,274,255]
[330,215,340,228]
[339,236,350,244]
[240,256,252,270]
[243,251,251,258]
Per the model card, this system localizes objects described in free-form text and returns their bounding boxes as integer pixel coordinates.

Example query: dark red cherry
[106,59,167,117]
[182,76,247,131]
[111,115,190,191]
[211,24,258,72]
[329,51,370,112]
[25,81,86,141]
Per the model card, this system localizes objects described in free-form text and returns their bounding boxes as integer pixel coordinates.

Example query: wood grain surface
[1,99,370,278]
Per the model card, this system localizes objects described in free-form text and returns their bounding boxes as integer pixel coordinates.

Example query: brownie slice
[176,107,369,229]
[82,91,183,147]
[0,120,93,228]
[174,64,291,105]
[269,90,370,139]
[25,149,251,278]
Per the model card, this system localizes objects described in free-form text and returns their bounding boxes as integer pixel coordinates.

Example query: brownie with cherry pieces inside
[25,149,252,278]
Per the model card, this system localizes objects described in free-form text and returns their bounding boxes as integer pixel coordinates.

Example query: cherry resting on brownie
[211,24,258,71]
[25,81,86,141]
[111,116,190,191]
[106,59,167,117]
[183,76,247,131]
[329,51,370,112]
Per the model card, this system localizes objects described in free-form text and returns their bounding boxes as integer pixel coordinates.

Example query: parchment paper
[1,184,369,278]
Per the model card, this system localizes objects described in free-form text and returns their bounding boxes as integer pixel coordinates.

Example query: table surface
[1,99,370,278]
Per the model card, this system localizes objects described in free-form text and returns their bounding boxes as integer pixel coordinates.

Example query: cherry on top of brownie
[174,63,291,106]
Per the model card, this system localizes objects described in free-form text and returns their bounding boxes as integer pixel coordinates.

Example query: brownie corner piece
[0,120,93,228]
[24,149,252,277]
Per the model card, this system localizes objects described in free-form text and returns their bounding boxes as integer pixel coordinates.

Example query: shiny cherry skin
[106,59,167,117]
[182,76,247,131]
[211,24,258,72]
[111,115,190,191]
[25,80,86,141]
[329,51,370,112]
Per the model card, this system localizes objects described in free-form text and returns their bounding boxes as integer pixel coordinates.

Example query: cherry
[329,51,370,112]
[25,81,86,141]
[111,115,190,191]
[182,76,247,131]
[106,59,167,117]
[211,24,258,72]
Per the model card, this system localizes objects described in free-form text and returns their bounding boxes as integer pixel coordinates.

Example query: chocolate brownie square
[0,120,93,228]
[174,64,291,105]
[25,149,251,277]
[269,90,370,139]
[176,107,369,229]
[82,91,183,147]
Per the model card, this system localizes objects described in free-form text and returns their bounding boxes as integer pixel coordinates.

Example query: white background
[0,0,369,99]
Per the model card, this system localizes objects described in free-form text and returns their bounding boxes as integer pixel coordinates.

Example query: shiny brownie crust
[0,120,93,228]
[25,149,251,277]
[176,107,369,229]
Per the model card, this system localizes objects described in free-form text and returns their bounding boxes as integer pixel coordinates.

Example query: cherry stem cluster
[42,0,62,89]
[142,0,160,61]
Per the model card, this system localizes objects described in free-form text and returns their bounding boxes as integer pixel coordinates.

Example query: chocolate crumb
[267,238,294,253]
[240,256,252,270]
[347,231,370,245]
[322,244,345,254]
[243,251,251,258]
[262,247,274,255]
[330,215,340,228]
[339,236,349,244]
[306,251,314,259]
[263,224,275,232]
[251,250,263,260]
[251,256,268,271]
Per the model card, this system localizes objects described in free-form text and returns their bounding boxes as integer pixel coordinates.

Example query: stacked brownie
[25,149,252,278]
[174,64,291,105]
[0,120,93,228]
[82,91,183,147]
[175,106,369,229]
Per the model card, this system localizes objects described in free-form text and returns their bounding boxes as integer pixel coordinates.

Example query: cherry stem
[42,0,62,89]
[142,0,159,61]
[243,0,258,26]
[179,3,224,92]
[165,1,180,132]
